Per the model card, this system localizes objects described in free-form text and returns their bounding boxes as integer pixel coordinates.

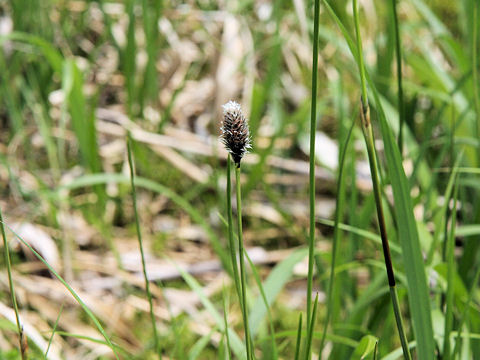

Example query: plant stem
[353,1,412,359]
[235,166,253,360]
[306,0,321,339]
[443,179,458,360]
[294,313,303,360]
[318,117,355,358]
[391,0,405,153]
[0,208,26,359]
[305,293,319,359]
[473,1,479,154]
[226,155,242,307]
[127,136,161,358]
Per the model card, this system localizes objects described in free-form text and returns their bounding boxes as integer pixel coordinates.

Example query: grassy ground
[0,0,479,359]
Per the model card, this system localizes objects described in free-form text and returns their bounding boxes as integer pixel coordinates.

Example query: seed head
[221,101,251,167]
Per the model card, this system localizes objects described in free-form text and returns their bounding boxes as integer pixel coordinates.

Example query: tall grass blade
[235,166,254,360]
[294,313,303,360]
[0,210,26,359]
[371,78,435,360]
[443,177,459,360]
[324,2,434,357]
[318,115,355,357]
[352,0,412,358]
[222,286,232,360]
[126,136,160,357]
[390,0,405,153]
[306,0,321,347]
[305,293,318,360]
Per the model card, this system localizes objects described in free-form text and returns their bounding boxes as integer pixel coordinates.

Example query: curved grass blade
[5,224,120,360]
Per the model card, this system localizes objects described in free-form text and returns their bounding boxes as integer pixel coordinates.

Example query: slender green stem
[222,286,232,360]
[473,2,480,163]
[226,155,242,307]
[294,313,303,360]
[318,118,355,358]
[127,137,161,358]
[353,1,412,359]
[305,293,319,360]
[390,287,410,359]
[45,303,64,359]
[353,0,368,104]
[0,209,26,359]
[443,180,458,360]
[235,166,253,360]
[391,0,404,153]
[306,0,321,338]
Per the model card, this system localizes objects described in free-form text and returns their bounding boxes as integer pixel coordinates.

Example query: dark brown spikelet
[221,101,251,167]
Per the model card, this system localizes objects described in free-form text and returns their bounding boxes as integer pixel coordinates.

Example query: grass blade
[127,136,160,357]
[44,303,63,359]
[305,293,319,360]
[371,76,435,360]
[318,110,355,357]
[0,209,26,359]
[249,248,308,338]
[244,250,278,358]
[443,177,459,360]
[294,313,303,360]
[173,262,247,359]
[306,0,321,353]
[5,225,120,359]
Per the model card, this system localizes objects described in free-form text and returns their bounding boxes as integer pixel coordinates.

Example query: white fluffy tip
[222,100,242,115]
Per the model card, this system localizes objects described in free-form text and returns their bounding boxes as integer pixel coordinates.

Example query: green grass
[0,0,480,358]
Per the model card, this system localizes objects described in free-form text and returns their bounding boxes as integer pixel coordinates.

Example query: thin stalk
[0,209,26,359]
[306,0,321,337]
[222,286,232,360]
[473,2,480,161]
[244,251,278,357]
[226,155,242,307]
[305,293,319,360]
[45,303,64,359]
[353,1,412,359]
[391,0,405,153]
[443,179,458,360]
[294,313,303,360]
[127,137,161,358]
[235,166,253,360]
[318,118,355,358]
